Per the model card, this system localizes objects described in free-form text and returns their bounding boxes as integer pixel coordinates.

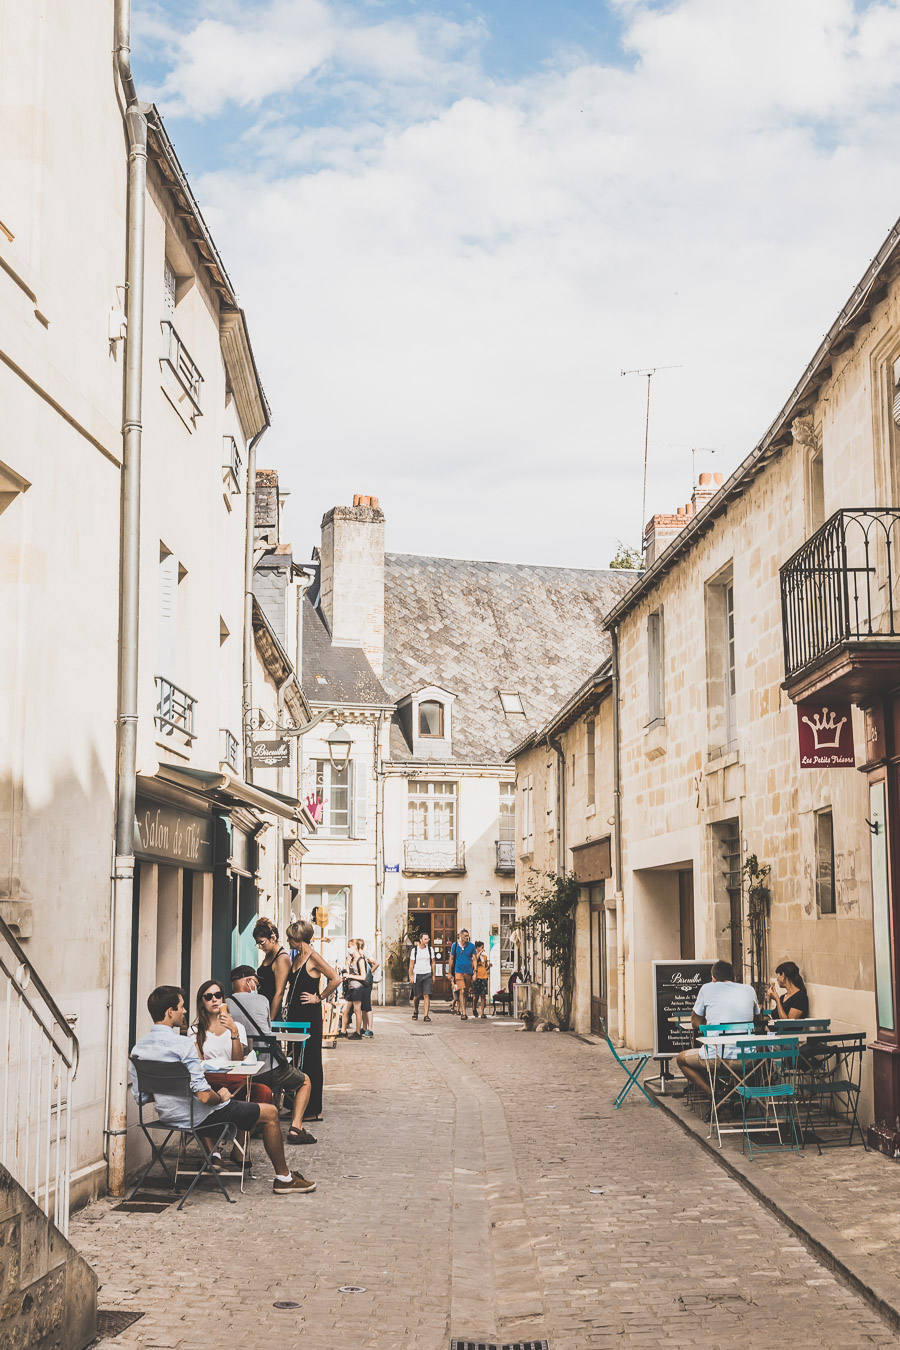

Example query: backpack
[363,960,374,989]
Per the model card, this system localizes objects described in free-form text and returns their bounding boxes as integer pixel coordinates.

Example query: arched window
[418,700,444,738]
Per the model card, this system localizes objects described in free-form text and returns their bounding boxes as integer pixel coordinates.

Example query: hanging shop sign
[251,738,291,768]
[135,797,214,869]
[797,702,855,768]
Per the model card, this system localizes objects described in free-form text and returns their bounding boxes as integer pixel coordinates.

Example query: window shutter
[352,760,368,838]
[158,552,178,677]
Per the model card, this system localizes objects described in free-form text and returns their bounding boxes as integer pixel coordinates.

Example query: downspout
[611,628,626,1046]
[373,713,384,1005]
[548,736,566,873]
[107,0,147,1196]
[242,429,267,784]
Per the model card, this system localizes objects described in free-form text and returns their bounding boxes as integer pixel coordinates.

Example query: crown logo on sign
[801,706,847,751]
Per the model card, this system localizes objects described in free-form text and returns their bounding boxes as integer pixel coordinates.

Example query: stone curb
[650,1081,900,1333]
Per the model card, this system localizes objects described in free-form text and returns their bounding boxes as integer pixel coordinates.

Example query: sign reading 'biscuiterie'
[797,702,855,768]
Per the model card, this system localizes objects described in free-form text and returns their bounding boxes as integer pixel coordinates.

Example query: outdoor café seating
[129,1057,238,1209]
[794,1031,868,1151]
[733,1037,804,1159]
[599,1017,658,1108]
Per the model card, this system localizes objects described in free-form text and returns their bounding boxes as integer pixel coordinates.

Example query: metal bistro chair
[796,1032,868,1152]
[733,1037,803,1160]
[599,1018,658,1109]
[769,1018,831,1034]
[129,1057,237,1209]
[272,1020,311,1070]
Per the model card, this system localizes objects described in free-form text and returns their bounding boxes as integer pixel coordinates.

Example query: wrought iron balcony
[223,435,242,494]
[403,838,466,875]
[155,676,197,742]
[160,320,203,421]
[220,727,240,772]
[781,508,900,702]
[495,839,516,873]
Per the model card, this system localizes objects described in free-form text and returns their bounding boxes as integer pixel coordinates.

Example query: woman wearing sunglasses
[192,979,274,1107]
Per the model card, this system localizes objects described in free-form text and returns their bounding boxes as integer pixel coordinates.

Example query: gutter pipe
[548,736,566,874]
[611,628,626,1046]
[107,0,147,1196]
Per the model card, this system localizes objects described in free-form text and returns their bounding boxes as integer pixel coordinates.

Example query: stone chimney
[643,472,724,567]
[255,468,280,545]
[319,495,385,678]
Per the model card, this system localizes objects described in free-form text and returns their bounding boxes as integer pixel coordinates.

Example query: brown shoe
[273,1171,316,1195]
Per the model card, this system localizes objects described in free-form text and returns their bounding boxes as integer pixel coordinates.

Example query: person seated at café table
[767,960,809,1022]
[130,984,315,1195]
[227,965,317,1145]
[192,977,276,1167]
[675,960,760,1109]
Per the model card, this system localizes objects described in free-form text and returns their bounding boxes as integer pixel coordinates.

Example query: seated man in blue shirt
[675,960,760,1104]
[130,985,315,1196]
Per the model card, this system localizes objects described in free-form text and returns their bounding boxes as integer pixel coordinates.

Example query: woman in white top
[193,979,273,1106]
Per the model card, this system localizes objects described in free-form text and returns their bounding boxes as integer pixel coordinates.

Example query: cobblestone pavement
[72,1010,900,1349]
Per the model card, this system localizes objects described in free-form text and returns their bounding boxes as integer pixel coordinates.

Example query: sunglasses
[202,990,224,1002]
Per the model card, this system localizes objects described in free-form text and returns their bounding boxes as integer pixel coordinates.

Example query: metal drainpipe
[242,429,267,785]
[548,736,566,873]
[611,628,626,1046]
[373,714,384,1005]
[107,0,147,1197]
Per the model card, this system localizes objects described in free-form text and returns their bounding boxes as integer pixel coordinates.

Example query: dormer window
[499,690,525,715]
[419,700,444,738]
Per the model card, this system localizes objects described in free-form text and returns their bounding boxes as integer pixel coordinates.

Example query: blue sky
[131,0,900,566]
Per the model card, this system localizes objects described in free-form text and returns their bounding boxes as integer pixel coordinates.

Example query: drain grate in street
[450,1342,549,1350]
[111,1199,175,1214]
[93,1310,146,1341]
[412,1033,434,1037]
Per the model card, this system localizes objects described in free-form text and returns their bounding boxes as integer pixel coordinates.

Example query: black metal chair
[129,1057,237,1209]
[795,1032,868,1151]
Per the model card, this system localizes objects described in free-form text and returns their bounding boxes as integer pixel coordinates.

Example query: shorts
[414,973,433,998]
[272,1062,307,1093]
[360,987,372,1013]
[472,978,488,999]
[677,1048,713,1072]
[346,984,364,1003]
[455,972,473,992]
[197,1098,261,1134]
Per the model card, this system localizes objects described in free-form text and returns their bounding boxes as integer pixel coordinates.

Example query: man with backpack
[409,931,436,1022]
[448,928,477,1021]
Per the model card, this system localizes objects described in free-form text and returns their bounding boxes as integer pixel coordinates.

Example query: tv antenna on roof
[621,365,682,548]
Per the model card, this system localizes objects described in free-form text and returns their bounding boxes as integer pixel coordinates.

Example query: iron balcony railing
[495,839,516,872]
[220,727,240,772]
[1,913,79,1236]
[160,320,203,420]
[155,676,197,741]
[403,838,466,873]
[223,435,242,494]
[781,508,900,681]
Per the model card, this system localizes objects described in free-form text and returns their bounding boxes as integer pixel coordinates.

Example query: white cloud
[140,0,900,565]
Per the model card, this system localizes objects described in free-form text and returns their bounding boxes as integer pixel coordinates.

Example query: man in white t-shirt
[676,960,760,1098]
[409,932,436,1022]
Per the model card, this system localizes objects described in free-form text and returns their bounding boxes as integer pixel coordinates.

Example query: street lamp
[326,724,352,771]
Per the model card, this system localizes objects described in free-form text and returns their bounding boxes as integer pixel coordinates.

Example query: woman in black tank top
[253,919,291,1020]
[285,919,341,1120]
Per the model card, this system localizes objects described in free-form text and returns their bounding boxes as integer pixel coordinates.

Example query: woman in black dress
[285,920,341,1121]
[254,919,291,1021]
[767,960,810,1021]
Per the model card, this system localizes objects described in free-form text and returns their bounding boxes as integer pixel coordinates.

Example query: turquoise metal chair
[796,1032,867,1152]
[733,1037,803,1159]
[272,1020,311,1070]
[599,1018,658,1109]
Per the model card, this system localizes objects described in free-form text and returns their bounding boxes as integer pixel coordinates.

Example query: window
[725,583,736,749]
[500,895,516,969]
[706,565,736,758]
[408,780,456,840]
[647,608,665,725]
[816,809,835,915]
[586,718,596,806]
[419,700,444,738]
[499,782,515,841]
[164,258,176,316]
[521,774,534,854]
[314,759,351,838]
[158,544,186,680]
[304,884,349,965]
[499,690,525,715]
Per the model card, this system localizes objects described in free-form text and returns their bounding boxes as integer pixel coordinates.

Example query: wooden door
[408,894,458,1001]
[678,870,695,960]
[589,884,607,1034]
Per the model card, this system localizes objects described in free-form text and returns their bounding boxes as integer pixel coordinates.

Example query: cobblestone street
[73,1011,900,1349]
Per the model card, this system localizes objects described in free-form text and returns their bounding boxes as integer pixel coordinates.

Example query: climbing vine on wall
[520,870,580,1028]
[742,853,771,1001]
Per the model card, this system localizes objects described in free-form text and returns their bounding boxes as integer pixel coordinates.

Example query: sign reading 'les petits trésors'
[797,702,855,768]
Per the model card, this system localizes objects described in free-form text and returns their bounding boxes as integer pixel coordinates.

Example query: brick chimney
[319,496,385,678]
[692,471,724,515]
[643,472,724,566]
[254,468,280,545]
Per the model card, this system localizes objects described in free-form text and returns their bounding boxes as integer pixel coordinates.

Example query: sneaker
[273,1171,317,1195]
[362,1030,374,1038]
[337,1031,348,1039]
[349,1031,362,1039]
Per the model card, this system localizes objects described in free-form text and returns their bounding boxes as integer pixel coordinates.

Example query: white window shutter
[352,760,368,838]
[158,553,178,677]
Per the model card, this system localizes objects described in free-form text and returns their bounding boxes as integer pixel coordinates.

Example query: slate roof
[382,555,639,763]
[301,598,392,707]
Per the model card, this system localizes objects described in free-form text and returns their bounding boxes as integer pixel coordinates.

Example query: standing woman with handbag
[254,919,292,1021]
[285,920,342,1122]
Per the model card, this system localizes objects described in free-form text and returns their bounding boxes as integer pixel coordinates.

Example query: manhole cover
[338,1285,367,1293]
[93,1310,146,1340]
[273,1301,301,1309]
[449,1343,549,1350]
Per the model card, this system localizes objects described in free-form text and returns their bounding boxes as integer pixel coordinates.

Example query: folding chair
[796,1032,867,1152]
[272,1020,311,1071]
[599,1018,658,1108]
[129,1057,237,1209]
[733,1037,803,1160]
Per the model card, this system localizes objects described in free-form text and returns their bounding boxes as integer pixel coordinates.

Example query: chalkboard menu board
[652,960,714,1059]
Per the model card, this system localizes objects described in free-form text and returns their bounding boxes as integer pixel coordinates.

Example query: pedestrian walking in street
[285,921,342,1121]
[472,941,491,1018]
[448,928,477,1020]
[355,937,378,1038]
[409,932,435,1021]
[130,985,315,1195]
[254,919,292,1021]
[227,966,317,1144]
[339,941,366,1039]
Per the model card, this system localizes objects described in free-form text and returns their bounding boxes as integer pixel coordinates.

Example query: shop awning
[150,763,317,829]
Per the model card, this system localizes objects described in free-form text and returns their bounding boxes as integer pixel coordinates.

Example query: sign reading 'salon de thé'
[797,702,855,768]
